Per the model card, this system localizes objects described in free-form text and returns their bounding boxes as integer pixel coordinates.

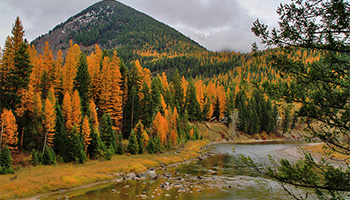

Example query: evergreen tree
[42,146,56,165]
[134,121,144,154]
[124,61,142,137]
[53,101,69,162]
[100,113,117,152]
[127,130,139,155]
[68,126,87,164]
[282,105,291,134]
[185,79,201,121]
[31,149,41,166]
[140,83,153,127]
[150,77,162,115]
[1,17,31,111]
[0,146,14,174]
[115,131,124,155]
[146,136,156,154]
[213,97,220,120]
[4,42,32,110]
[172,69,184,115]
[73,54,91,116]
[87,129,106,160]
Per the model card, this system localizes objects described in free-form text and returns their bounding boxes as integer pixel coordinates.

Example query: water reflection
[46,143,309,200]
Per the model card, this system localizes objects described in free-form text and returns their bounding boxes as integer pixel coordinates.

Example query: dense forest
[0,16,321,174]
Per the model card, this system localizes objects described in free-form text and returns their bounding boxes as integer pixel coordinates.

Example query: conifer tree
[81,116,91,151]
[41,41,55,94]
[42,146,56,165]
[89,100,99,131]
[99,57,111,114]
[87,45,102,102]
[68,126,87,164]
[146,136,156,154]
[87,128,104,159]
[108,51,123,132]
[62,41,80,96]
[2,38,32,110]
[71,90,82,129]
[100,113,117,152]
[115,131,124,155]
[140,82,152,127]
[0,146,14,174]
[62,92,73,131]
[150,76,162,115]
[124,61,142,137]
[185,79,201,121]
[282,105,292,135]
[134,121,144,154]
[152,112,168,144]
[53,101,69,162]
[0,108,18,150]
[74,54,91,117]
[171,69,184,115]
[127,130,139,155]
[43,97,56,152]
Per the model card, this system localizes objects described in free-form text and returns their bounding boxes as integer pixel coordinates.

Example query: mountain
[32,0,205,56]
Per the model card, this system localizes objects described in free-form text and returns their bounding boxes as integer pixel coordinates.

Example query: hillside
[31,0,205,57]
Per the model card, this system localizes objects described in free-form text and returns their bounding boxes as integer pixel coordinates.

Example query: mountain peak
[32,0,204,56]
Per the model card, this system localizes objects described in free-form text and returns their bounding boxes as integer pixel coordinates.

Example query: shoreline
[1,140,208,200]
[3,138,309,200]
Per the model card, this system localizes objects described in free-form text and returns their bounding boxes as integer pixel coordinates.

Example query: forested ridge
[32,0,205,63]
[0,13,321,174]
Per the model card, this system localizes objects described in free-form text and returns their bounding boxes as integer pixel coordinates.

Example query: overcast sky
[0,0,289,52]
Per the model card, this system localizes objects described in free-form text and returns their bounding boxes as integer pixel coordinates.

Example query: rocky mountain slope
[32,0,205,56]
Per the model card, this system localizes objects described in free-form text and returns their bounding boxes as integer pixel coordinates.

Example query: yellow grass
[305,143,350,163]
[0,140,208,200]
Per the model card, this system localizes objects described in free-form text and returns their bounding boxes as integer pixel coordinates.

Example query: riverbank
[0,140,208,200]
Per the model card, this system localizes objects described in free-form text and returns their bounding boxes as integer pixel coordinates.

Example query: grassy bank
[305,143,350,164]
[0,140,208,200]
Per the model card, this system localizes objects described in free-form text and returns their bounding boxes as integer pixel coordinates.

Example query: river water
[44,142,310,200]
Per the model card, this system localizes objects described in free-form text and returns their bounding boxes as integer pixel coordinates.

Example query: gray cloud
[119,0,257,52]
[1,0,288,52]
[0,0,96,45]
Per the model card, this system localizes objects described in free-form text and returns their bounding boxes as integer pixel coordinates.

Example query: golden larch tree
[62,92,73,131]
[160,72,169,90]
[71,90,82,129]
[16,85,34,118]
[99,56,112,113]
[108,51,123,132]
[53,50,63,96]
[43,98,56,146]
[62,41,80,95]
[29,54,45,93]
[42,41,55,82]
[0,108,18,149]
[89,100,99,132]
[81,116,91,151]
[87,45,102,102]
[152,112,168,144]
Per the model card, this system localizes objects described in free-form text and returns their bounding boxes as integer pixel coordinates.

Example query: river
[42,142,310,200]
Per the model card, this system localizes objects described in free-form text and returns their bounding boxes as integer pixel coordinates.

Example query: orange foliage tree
[71,90,82,129]
[62,92,73,131]
[62,41,80,95]
[43,97,56,147]
[152,112,168,144]
[108,52,123,132]
[81,116,91,151]
[0,109,18,150]
[89,100,99,132]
